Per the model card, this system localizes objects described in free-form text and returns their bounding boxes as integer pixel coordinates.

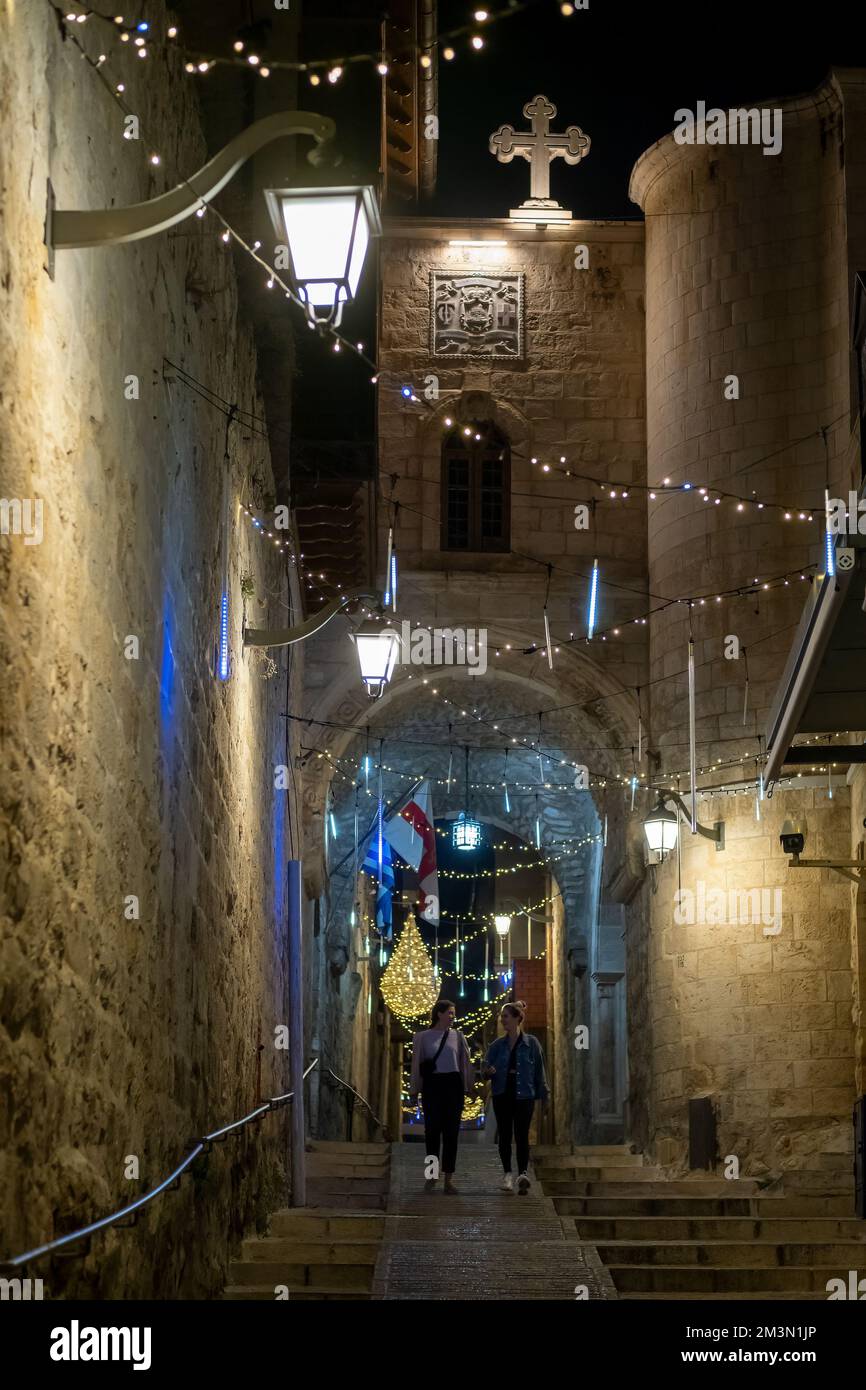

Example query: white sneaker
[500,1173,514,1193]
[517,1172,531,1195]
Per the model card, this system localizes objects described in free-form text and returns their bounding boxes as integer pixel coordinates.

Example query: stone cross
[489,95,590,221]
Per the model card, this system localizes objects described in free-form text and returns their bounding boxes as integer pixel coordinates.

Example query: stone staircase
[222,1141,389,1301]
[536,1144,865,1300]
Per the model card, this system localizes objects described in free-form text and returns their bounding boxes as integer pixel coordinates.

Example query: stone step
[537,1168,665,1184]
[306,1159,390,1178]
[223,1284,371,1301]
[571,1215,866,1241]
[590,1239,866,1268]
[542,1179,761,1197]
[239,1236,380,1265]
[305,1188,387,1212]
[536,1153,644,1169]
[306,1175,389,1195]
[772,1170,854,1194]
[227,1259,374,1290]
[533,1143,636,1159]
[268,1209,385,1239]
[607,1264,843,1294]
[619,1290,832,1301]
[573,1145,636,1156]
[558,1195,757,1217]
[306,1140,388,1156]
[556,1193,855,1218]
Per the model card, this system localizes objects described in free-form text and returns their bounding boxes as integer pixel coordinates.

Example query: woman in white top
[410,999,474,1194]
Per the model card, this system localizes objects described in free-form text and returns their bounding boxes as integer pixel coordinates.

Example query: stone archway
[303,654,638,1145]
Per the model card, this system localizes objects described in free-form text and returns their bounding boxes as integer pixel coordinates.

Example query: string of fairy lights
[47,5,392,418]
[57,5,849,1031]
[301,586,820,792]
[318,744,610,801]
[47,3,838,634]
[169,353,827,644]
[428,411,835,524]
[51,0,839,697]
[55,2,570,85]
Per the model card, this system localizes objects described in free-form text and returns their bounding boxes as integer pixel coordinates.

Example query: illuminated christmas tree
[380,915,441,1023]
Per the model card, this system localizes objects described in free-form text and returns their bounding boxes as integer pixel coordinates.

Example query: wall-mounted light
[244,588,397,700]
[44,109,344,276]
[264,185,382,328]
[350,620,400,699]
[447,238,508,265]
[643,793,724,860]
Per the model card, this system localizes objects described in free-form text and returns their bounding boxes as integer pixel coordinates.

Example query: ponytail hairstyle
[502,1000,526,1026]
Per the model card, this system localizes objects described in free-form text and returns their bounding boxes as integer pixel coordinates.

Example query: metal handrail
[1,1059,319,1272]
[326,1067,392,1142]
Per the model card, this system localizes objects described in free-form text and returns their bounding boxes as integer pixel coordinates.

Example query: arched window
[440,421,511,552]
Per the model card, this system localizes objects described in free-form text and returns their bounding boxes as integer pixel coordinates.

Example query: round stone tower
[629,76,859,1180]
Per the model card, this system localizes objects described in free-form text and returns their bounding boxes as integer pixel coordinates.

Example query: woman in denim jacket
[483,1001,550,1194]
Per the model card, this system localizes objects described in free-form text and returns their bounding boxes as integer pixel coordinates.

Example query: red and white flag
[383,780,439,926]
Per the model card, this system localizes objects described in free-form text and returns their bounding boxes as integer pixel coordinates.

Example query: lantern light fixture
[264,184,382,328]
[452,813,482,852]
[350,620,400,699]
[642,793,724,860]
[245,587,398,701]
[44,109,345,283]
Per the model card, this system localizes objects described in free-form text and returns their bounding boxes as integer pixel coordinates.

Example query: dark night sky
[293,0,866,443]
[433,0,866,220]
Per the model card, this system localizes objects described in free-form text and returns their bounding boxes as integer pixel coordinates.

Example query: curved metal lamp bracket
[668,792,725,850]
[244,588,379,650]
[48,110,337,250]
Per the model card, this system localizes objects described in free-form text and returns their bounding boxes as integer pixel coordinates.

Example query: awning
[763,537,864,793]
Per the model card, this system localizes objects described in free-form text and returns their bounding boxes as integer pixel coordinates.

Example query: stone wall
[377,219,649,697]
[0,3,304,1296]
[371,218,655,1142]
[629,74,864,1178]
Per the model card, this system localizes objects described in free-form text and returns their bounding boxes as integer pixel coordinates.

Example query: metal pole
[287,860,306,1207]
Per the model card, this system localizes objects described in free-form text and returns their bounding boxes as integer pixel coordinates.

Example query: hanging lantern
[453,746,481,850]
[380,916,441,1022]
[452,811,482,851]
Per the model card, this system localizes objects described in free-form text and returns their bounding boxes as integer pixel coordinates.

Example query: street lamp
[643,797,679,859]
[493,913,511,967]
[264,186,382,327]
[45,109,342,262]
[643,793,724,861]
[244,588,398,699]
[349,620,400,699]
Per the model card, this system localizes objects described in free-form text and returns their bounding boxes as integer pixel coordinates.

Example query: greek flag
[361,834,394,938]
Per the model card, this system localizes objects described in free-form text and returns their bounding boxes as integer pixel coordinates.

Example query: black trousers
[422,1072,465,1174]
[493,1089,535,1174]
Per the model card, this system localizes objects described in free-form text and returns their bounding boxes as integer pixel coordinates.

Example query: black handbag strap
[429,1028,450,1071]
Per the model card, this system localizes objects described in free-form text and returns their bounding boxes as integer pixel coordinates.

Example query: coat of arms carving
[430,271,524,359]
